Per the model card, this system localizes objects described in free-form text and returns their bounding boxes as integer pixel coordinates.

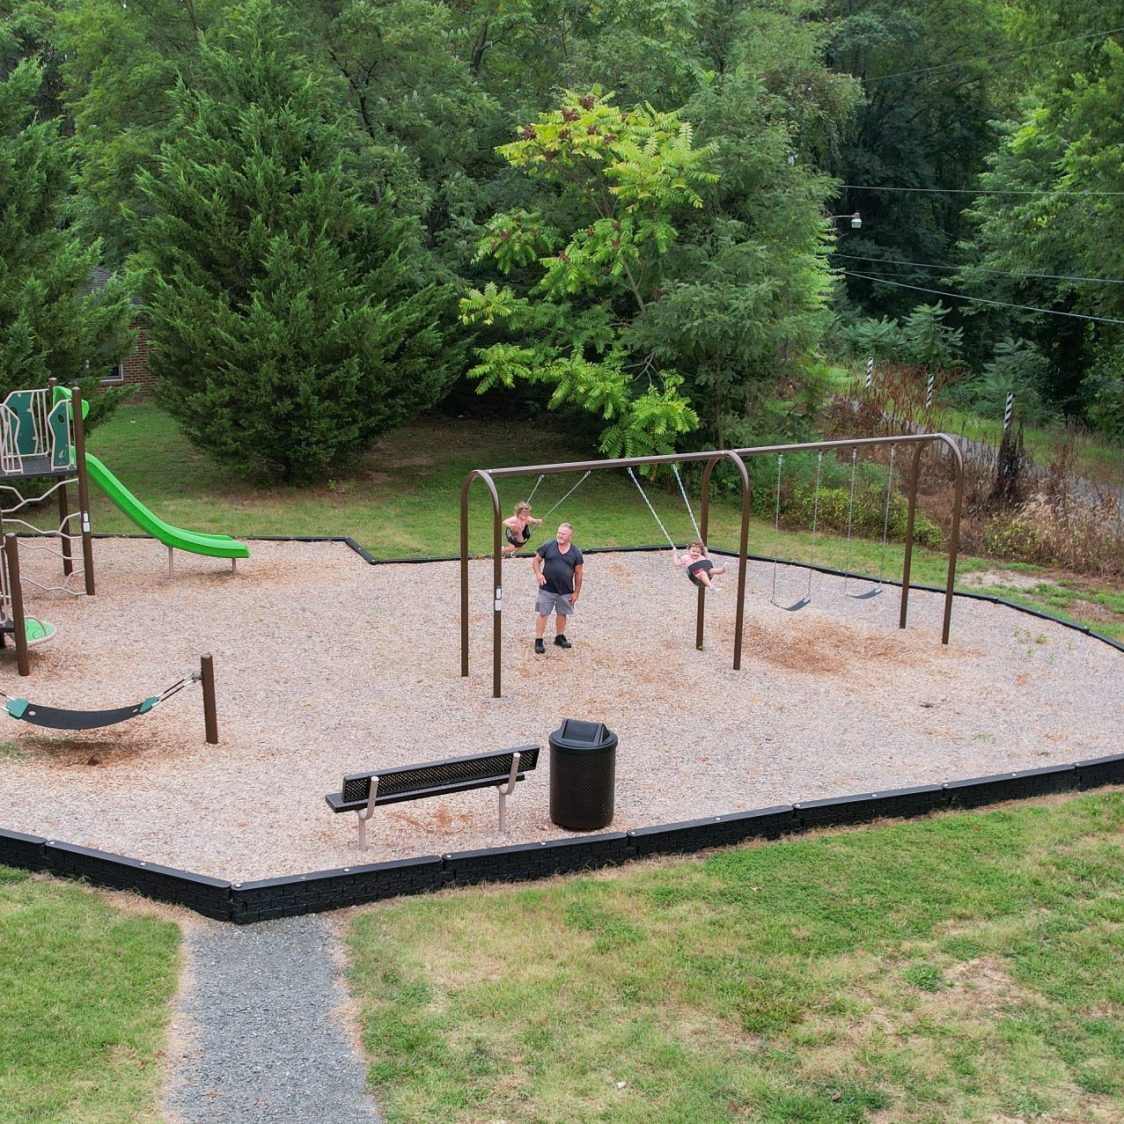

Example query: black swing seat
[848,587,883,600]
[5,695,159,731]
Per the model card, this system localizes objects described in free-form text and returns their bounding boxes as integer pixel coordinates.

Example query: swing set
[1,653,220,742]
[461,434,965,698]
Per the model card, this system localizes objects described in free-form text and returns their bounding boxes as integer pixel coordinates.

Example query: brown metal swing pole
[5,535,30,677]
[69,386,96,596]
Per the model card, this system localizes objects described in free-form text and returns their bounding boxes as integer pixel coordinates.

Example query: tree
[460,90,714,458]
[0,42,134,406]
[958,24,1124,419]
[133,0,457,484]
[55,0,219,263]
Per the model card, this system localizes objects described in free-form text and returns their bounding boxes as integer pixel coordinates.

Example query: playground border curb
[2,756,1121,923]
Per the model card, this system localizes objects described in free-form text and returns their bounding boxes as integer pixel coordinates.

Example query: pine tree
[133,1,457,484]
[0,45,134,404]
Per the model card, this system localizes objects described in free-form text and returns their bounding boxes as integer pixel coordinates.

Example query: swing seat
[779,596,810,612]
[0,617,57,646]
[5,695,159,731]
[24,618,56,646]
[848,587,883,601]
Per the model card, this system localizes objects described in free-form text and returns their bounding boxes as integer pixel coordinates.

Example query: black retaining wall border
[3,755,1122,924]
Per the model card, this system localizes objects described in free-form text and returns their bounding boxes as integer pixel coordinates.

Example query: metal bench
[326,745,540,849]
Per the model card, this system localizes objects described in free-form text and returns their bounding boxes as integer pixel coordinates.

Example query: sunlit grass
[346,792,1124,1123]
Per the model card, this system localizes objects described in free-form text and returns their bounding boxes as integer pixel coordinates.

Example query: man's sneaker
[554,634,572,648]
[534,639,546,654]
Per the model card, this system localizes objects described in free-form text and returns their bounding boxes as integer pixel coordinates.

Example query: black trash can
[549,718,618,831]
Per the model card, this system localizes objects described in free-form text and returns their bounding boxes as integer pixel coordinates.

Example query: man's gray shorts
[535,590,574,617]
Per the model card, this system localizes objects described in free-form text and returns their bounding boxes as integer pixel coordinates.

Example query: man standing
[532,522,583,654]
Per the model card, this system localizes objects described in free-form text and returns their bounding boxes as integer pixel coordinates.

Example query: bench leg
[495,751,522,833]
[355,776,380,849]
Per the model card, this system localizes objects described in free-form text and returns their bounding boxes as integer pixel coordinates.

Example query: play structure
[0,383,249,589]
[0,383,249,673]
[460,434,965,697]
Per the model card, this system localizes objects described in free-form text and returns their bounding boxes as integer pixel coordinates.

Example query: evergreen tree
[133,1,457,484]
[0,41,134,404]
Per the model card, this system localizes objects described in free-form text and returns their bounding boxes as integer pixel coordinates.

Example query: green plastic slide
[85,453,249,561]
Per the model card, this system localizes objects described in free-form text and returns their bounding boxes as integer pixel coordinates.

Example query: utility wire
[839,270,1124,325]
[838,183,1124,197]
[860,25,1124,84]
[833,252,1124,287]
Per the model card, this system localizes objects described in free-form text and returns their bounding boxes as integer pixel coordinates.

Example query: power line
[839,270,1124,325]
[860,25,1124,85]
[833,252,1124,287]
[839,183,1124,197]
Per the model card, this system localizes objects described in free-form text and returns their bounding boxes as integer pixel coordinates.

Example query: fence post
[1003,392,1014,432]
[925,371,934,410]
[200,653,219,744]
[864,356,873,389]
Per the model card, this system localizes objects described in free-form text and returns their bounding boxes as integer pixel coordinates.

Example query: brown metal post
[200,653,219,744]
[899,443,923,631]
[6,536,30,677]
[942,443,965,645]
[459,474,473,678]
[695,460,710,650]
[70,386,96,595]
[57,484,73,576]
[459,470,503,695]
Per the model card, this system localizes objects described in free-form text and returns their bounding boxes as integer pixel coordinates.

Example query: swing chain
[627,467,676,547]
[538,471,591,521]
[158,670,202,704]
[671,464,703,543]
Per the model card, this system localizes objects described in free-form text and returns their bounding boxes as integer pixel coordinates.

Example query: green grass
[0,867,180,1123]
[83,402,1123,636]
[345,792,1124,1123]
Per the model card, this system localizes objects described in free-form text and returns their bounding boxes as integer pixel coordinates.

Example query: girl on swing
[502,501,543,557]
[671,541,725,592]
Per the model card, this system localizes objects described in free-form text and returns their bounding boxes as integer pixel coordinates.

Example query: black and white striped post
[864,356,873,389]
[925,371,934,409]
[1003,391,1014,433]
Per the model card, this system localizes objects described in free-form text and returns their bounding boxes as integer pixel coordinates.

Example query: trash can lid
[549,718,618,750]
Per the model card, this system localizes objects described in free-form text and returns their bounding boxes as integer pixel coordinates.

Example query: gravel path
[163,914,380,1123]
[0,538,1119,882]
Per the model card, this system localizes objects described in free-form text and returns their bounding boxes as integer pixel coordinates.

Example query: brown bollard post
[200,653,219,744]
[6,535,30,677]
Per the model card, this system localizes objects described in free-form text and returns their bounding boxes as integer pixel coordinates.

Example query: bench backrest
[328,745,539,813]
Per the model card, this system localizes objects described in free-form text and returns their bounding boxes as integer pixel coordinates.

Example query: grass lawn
[346,792,1124,1123]
[84,403,1124,639]
[0,867,180,1123]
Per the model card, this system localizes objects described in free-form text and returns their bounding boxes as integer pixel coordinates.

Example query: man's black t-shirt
[536,540,583,594]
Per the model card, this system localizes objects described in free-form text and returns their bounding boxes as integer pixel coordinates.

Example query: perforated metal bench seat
[326,745,540,848]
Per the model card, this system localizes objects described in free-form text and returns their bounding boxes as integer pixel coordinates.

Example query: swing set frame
[461,450,754,698]
[460,433,964,698]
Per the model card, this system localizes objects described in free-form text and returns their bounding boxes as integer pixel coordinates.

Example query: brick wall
[105,321,157,398]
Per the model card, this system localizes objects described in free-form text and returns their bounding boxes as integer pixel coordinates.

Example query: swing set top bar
[460,450,753,698]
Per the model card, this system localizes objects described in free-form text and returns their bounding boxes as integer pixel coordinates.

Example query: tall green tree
[0,40,133,402]
[55,0,218,262]
[959,13,1124,423]
[133,1,457,483]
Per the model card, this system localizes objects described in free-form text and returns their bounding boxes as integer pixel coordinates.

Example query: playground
[0,533,1119,882]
